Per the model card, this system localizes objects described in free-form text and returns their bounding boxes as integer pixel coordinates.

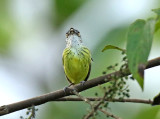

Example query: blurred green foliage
[0,26,11,54]
[152,8,160,16]
[0,0,15,54]
[134,106,160,119]
[52,0,88,27]
[41,102,88,119]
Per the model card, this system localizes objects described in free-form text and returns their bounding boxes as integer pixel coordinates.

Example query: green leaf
[126,19,155,90]
[102,45,125,52]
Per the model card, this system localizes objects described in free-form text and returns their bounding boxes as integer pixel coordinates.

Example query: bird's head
[65,28,83,48]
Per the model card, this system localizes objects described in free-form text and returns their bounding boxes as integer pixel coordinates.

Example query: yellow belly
[63,47,91,84]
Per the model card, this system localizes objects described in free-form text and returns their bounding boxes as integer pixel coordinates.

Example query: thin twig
[0,57,159,116]
[71,89,94,109]
[99,108,122,119]
[28,106,36,119]
[69,89,101,119]
[84,91,108,119]
[70,89,98,119]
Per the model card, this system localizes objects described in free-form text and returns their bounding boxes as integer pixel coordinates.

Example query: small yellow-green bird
[62,28,92,86]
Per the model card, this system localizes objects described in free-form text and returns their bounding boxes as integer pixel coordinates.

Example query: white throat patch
[66,34,83,48]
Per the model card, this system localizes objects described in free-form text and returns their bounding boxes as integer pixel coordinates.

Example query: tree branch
[0,57,160,116]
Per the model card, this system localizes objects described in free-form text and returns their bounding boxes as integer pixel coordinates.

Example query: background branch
[55,97,152,104]
[0,57,160,116]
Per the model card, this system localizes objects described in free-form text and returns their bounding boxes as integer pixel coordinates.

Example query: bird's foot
[63,83,74,94]
[80,81,86,86]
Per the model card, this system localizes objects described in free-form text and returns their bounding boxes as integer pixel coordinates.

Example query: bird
[62,28,92,87]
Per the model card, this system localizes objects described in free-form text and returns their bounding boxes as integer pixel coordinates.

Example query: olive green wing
[84,63,91,81]
[82,47,92,81]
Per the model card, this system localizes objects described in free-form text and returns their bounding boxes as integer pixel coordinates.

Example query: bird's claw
[80,81,86,86]
[63,83,73,94]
